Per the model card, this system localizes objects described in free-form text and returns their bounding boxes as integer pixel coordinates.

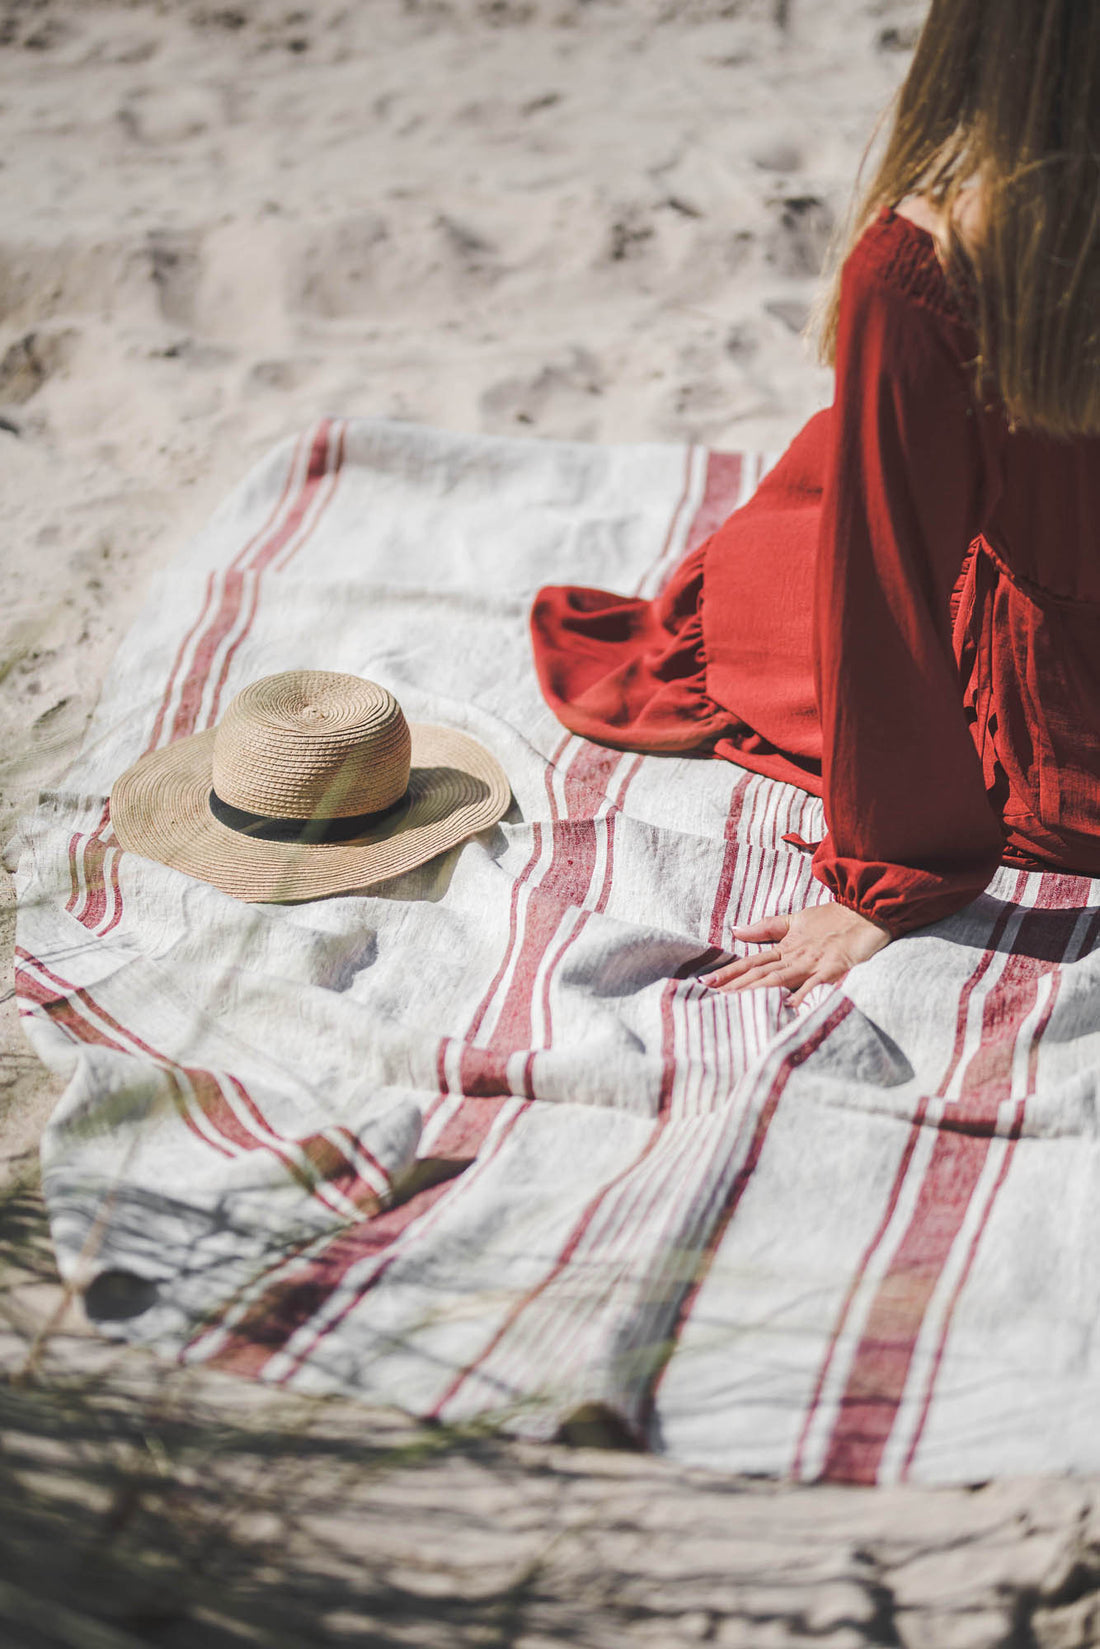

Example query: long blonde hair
[818,0,1100,438]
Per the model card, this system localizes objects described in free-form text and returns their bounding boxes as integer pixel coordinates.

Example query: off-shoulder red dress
[531,208,1100,938]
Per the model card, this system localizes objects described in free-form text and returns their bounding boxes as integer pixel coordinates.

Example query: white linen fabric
[13,419,1100,1486]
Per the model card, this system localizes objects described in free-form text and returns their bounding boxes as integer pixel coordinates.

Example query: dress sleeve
[811,248,1004,937]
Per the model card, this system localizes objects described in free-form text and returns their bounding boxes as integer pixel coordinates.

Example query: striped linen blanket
[13,419,1100,1486]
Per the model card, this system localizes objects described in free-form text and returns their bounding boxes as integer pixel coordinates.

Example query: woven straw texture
[110,678,510,901]
[211,672,413,819]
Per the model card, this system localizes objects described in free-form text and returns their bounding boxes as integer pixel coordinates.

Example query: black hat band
[209,788,407,844]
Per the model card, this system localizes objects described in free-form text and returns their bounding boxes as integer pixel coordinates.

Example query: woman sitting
[531,0,1100,1007]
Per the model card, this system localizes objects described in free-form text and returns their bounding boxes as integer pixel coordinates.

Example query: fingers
[701,947,784,989]
[727,964,803,995]
[710,963,837,1003]
[728,915,791,944]
[698,909,854,1004]
[700,949,846,1004]
[704,951,809,996]
[788,973,831,1009]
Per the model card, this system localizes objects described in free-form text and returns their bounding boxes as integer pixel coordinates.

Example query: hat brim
[110,721,512,903]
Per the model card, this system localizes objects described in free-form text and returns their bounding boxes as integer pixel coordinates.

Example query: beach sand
[2,4,1097,1644]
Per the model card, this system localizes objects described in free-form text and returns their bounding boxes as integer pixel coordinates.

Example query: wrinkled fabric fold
[531,542,733,754]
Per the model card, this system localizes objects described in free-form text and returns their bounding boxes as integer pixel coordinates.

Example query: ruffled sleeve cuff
[811,837,1002,939]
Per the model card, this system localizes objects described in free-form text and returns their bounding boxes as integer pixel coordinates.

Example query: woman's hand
[701,903,892,1008]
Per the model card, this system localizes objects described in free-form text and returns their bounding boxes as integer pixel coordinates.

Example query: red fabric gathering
[530,208,1100,938]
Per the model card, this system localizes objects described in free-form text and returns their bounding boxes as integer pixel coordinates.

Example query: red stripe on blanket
[19,947,193,1066]
[426,1116,670,1425]
[100,847,125,938]
[15,949,385,1206]
[14,962,124,1041]
[67,825,113,934]
[275,420,347,573]
[896,894,1100,1479]
[429,944,738,1424]
[70,423,346,936]
[426,1095,512,1161]
[425,743,782,1415]
[689,769,763,1105]
[456,739,629,1097]
[431,732,575,1106]
[323,1123,392,1195]
[202,1100,532,1381]
[66,801,123,920]
[654,972,683,1118]
[207,423,349,729]
[629,443,700,598]
[684,450,745,555]
[646,998,856,1426]
[169,422,336,744]
[628,443,747,600]
[15,955,233,1156]
[90,425,344,936]
[65,432,311,923]
[437,819,546,1081]
[274,1108,538,1381]
[149,428,309,751]
[203,1199,455,1379]
[147,572,221,757]
[528,752,645,1087]
[788,877,1027,1480]
[817,877,1084,1484]
[707,772,754,948]
[221,1076,385,1216]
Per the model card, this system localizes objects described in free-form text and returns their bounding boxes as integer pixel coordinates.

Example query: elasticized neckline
[855,207,973,325]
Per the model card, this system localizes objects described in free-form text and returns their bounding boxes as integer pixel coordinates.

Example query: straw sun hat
[110,671,512,903]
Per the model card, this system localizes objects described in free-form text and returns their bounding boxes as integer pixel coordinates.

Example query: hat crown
[211,671,412,820]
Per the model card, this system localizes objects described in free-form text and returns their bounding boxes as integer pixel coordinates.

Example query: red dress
[531,209,1100,937]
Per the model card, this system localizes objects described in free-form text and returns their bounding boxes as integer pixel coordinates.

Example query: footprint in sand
[479,346,605,436]
[146,230,204,327]
[765,194,834,279]
[0,329,77,405]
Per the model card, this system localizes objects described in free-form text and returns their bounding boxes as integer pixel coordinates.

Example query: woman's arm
[710,227,1003,1000]
[811,237,1004,938]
